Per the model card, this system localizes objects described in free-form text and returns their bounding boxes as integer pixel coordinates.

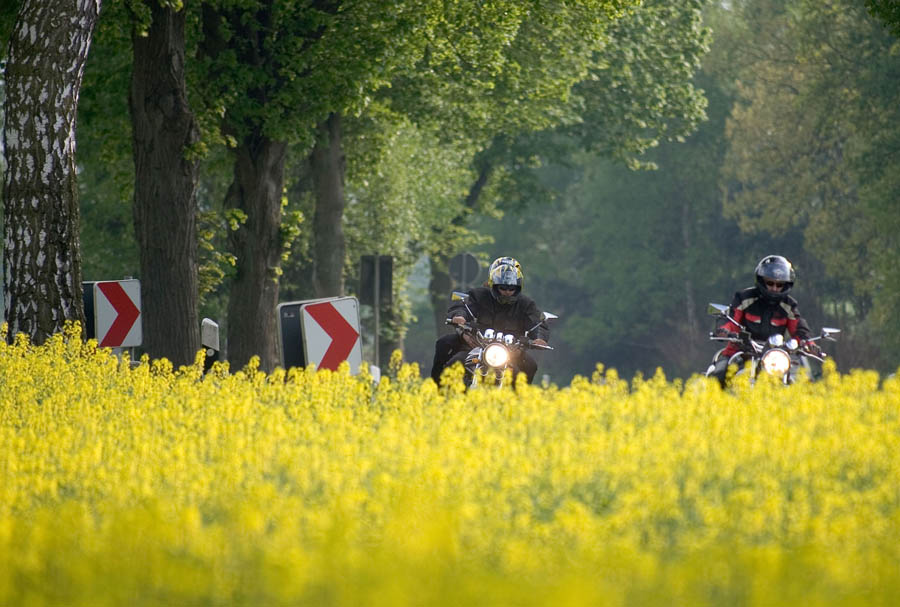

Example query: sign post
[359,255,392,366]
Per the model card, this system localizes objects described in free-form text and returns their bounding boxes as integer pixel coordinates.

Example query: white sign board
[300,296,362,373]
[94,279,142,347]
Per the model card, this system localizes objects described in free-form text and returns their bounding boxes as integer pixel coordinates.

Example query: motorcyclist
[707,254,815,386]
[430,259,549,385]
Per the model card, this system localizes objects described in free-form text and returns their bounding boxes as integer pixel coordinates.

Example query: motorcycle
[447,292,556,388]
[704,302,839,385]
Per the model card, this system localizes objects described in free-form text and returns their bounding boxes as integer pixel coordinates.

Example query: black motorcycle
[447,292,556,388]
[704,303,839,385]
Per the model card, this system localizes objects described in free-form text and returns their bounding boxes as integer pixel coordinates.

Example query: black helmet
[755,255,795,301]
[489,263,523,304]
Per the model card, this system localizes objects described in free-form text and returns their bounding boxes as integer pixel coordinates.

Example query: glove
[714,327,738,339]
[802,340,822,356]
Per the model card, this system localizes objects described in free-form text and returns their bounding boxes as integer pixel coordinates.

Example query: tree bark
[429,255,453,335]
[129,0,200,367]
[311,113,346,298]
[681,200,698,351]
[2,0,100,343]
[224,133,287,372]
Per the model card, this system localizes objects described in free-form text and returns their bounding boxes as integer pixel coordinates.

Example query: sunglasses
[764,280,786,288]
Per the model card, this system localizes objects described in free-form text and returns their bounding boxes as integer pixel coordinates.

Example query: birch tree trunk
[2,0,100,343]
[130,0,200,367]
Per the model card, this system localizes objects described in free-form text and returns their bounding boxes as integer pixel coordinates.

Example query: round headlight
[761,349,791,377]
[483,343,510,368]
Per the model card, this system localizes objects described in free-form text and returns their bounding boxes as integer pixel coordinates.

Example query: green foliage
[70,0,723,378]
[719,0,900,364]
[444,5,795,382]
[77,1,139,282]
[390,0,636,143]
[343,104,476,259]
[478,139,756,381]
[197,1,436,147]
[340,103,485,341]
[866,0,900,38]
[570,0,711,168]
[197,209,237,300]
[0,1,20,61]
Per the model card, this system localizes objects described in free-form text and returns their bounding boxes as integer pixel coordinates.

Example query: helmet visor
[491,266,520,288]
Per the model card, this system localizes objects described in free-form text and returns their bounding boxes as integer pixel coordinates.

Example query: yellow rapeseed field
[2,324,900,606]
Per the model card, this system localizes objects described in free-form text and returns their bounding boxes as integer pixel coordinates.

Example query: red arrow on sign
[305,301,360,370]
[97,282,140,347]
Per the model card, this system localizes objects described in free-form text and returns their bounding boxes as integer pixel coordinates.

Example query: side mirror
[451,291,468,302]
[526,311,558,338]
[707,302,742,330]
[707,303,729,316]
[821,327,840,341]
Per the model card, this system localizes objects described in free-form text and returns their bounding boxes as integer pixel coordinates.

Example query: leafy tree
[475,80,750,382]
[69,0,709,374]
[342,105,481,360]
[866,0,900,37]
[196,1,447,370]
[197,0,640,371]
[420,0,712,339]
[719,0,900,367]
[2,0,101,343]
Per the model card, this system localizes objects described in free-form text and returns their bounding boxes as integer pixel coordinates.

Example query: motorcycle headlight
[483,343,510,368]
[761,349,791,377]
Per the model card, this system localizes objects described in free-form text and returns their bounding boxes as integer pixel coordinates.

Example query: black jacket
[448,287,549,342]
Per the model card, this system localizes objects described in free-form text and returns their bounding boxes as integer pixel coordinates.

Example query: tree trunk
[2,0,100,343]
[129,0,200,367]
[311,113,346,298]
[224,133,287,372]
[681,200,698,353]
[429,255,453,336]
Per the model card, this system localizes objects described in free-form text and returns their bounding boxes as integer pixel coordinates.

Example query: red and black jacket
[720,287,811,356]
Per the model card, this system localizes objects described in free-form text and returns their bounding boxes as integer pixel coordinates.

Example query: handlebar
[445,318,475,332]
[445,319,553,350]
[709,331,828,360]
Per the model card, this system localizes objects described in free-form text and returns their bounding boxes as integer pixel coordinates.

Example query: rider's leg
[518,352,538,384]
[445,350,472,385]
[707,357,729,388]
[431,332,463,384]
